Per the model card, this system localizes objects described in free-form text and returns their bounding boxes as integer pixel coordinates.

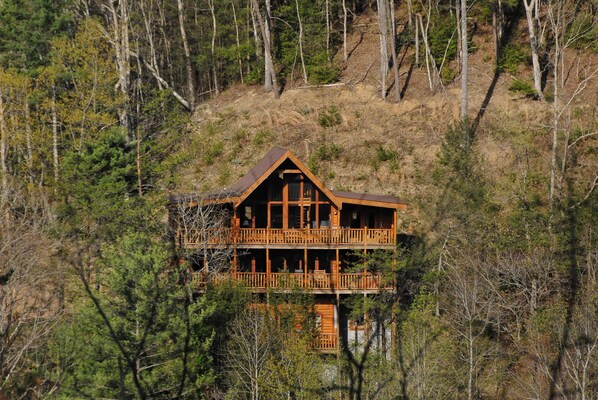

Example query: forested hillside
[0,0,597,398]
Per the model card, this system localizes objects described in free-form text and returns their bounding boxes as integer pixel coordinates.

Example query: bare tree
[460,0,468,125]
[522,0,546,101]
[295,0,308,84]
[251,0,280,99]
[171,194,233,276]
[443,253,497,400]
[546,0,598,204]
[225,308,279,400]
[377,0,390,99]
[101,0,134,141]
[0,185,63,396]
[177,0,196,108]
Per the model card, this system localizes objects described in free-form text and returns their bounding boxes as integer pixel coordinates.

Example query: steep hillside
[172,11,597,231]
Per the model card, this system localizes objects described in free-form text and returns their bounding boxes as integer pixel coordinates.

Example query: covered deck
[192,271,394,294]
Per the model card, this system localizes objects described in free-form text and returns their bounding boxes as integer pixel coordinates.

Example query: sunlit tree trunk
[390,0,401,102]
[460,0,468,128]
[177,0,196,108]
[231,0,244,83]
[107,0,133,142]
[252,0,280,98]
[51,88,59,190]
[296,0,308,84]
[208,0,219,95]
[523,0,545,101]
[0,84,7,200]
[342,0,348,61]
[377,0,389,99]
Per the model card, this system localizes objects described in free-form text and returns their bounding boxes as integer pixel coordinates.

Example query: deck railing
[192,271,393,291]
[317,333,338,351]
[180,227,395,247]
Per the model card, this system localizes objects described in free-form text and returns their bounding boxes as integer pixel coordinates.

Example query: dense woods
[0,0,597,399]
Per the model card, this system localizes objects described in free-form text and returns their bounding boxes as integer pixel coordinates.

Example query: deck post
[336,248,340,289]
[266,247,270,289]
[304,248,308,288]
[363,247,367,291]
[283,180,288,229]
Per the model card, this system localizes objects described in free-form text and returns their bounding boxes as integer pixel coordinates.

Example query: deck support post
[304,248,308,287]
[336,248,340,289]
[266,247,270,289]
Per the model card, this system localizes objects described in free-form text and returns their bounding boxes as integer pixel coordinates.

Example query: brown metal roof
[169,147,288,204]
[170,147,406,210]
[227,146,288,196]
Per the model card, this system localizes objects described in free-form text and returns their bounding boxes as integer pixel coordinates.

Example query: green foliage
[567,12,598,53]
[317,105,341,128]
[252,129,273,146]
[308,143,342,174]
[307,52,340,84]
[509,78,538,98]
[428,13,458,67]
[371,145,399,171]
[204,140,224,165]
[0,0,73,70]
[498,42,529,74]
[57,128,140,241]
[57,233,216,398]
[432,123,490,239]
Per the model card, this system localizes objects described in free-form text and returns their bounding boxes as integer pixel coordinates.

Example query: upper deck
[178,227,396,249]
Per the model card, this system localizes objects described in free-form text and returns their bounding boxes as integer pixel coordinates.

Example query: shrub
[498,43,528,74]
[313,143,342,161]
[204,141,224,165]
[509,79,537,98]
[318,105,341,128]
[252,129,272,146]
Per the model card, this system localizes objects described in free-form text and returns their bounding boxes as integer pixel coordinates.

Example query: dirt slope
[176,12,597,228]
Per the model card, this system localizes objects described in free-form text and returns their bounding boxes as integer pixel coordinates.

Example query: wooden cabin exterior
[169,147,407,353]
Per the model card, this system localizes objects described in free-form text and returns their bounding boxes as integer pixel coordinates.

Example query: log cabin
[169,147,407,353]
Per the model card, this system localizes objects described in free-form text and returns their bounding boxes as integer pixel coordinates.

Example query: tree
[0,184,63,397]
[177,0,196,108]
[60,233,216,399]
[460,0,468,126]
[443,253,497,400]
[251,0,280,98]
[522,0,546,100]
[225,308,280,400]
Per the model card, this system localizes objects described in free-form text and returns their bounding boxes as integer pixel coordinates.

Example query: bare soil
[179,11,598,229]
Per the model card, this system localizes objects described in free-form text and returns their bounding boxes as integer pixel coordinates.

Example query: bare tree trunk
[460,0,469,127]
[250,0,262,60]
[523,0,545,101]
[140,0,163,90]
[208,0,219,95]
[231,0,244,83]
[325,0,331,57]
[24,101,34,185]
[389,0,401,102]
[157,0,174,85]
[52,88,59,191]
[415,15,419,66]
[343,0,348,62]
[0,85,7,200]
[377,0,389,99]
[177,0,196,108]
[295,0,308,84]
[252,0,280,98]
[108,0,133,142]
